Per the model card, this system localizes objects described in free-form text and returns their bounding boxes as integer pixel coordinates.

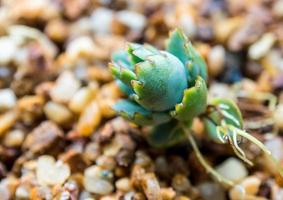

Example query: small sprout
[110,28,207,127]
[204,98,283,177]
[110,28,283,187]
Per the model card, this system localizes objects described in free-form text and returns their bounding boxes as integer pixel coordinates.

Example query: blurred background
[1,0,283,199]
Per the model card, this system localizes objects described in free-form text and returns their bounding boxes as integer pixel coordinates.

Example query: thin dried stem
[181,124,234,187]
[227,125,283,178]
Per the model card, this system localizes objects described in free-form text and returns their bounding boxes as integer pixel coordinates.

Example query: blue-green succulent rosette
[110,29,283,184]
[110,29,208,147]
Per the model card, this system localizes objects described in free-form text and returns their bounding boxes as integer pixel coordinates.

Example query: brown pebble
[23,121,64,155]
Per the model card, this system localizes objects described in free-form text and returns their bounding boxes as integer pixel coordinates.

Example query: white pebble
[84,165,114,195]
[90,8,114,35]
[44,101,73,124]
[0,37,18,64]
[208,45,225,77]
[272,0,283,18]
[0,89,16,112]
[9,25,58,58]
[248,33,276,60]
[274,104,283,129]
[15,186,29,199]
[36,155,70,186]
[50,71,81,104]
[69,87,96,114]
[197,182,226,200]
[117,10,146,32]
[265,137,283,161]
[216,158,248,182]
[179,14,197,38]
[67,36,97,60]
[3,129,24,147]
[263,137,283,174]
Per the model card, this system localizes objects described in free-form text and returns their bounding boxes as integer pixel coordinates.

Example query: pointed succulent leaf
[147,120,188,148]
[166,28,190,73]
[127,43,144,64]
[131,44,160,60]
[111,50,133,70]
[171,76,207,122]
[187,43,207,86]
[166,28,207,85]
[132,52,188,112]
[110,63,137,87]
[203,98,243,143]
[116,80,134,96]
[113,100,171,126]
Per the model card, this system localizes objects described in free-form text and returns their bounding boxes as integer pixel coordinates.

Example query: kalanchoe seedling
[109,28,283,186]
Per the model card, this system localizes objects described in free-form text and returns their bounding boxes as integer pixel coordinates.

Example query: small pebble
[216,158,248,182]
[248,33,276,60]
[77,100,101,136]
[229,176,261,200]
[96,155,116,170]
[116,10,146,32]
[3,129,24,147]
[15,186,29,199]
[66,36,97,60]
[103,135,123,156]
[272,0,283,18]
[84,165,114,195]
[229,184,246,200]
[0,37,18,64]
[90,8,114,35]
[0,89,16,112]
[172,174,191,192]
[36,155,71,186]
[0,111,17,137]
[50,71,81,104]
[141,173,162,200]
[179,14,197,38]
[69,86,96,114]
[115,177,132,192]
[263,137,283,175]
[274,104,283,129]
[160,188,176,200]
[198,182,225,200]
[207,45,225,77]
[44,101,73,125]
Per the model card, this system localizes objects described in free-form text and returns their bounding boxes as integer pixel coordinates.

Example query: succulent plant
[110,29,207,126]
[110,28,283,186]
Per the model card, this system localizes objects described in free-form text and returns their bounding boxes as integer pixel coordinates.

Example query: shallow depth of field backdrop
[0,0,283,199]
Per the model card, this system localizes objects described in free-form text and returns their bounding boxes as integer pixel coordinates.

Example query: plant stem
[181,124,234,187]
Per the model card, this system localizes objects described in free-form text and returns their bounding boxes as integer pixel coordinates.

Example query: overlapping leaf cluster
[110,29,242,147]
[109,29,283,185]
